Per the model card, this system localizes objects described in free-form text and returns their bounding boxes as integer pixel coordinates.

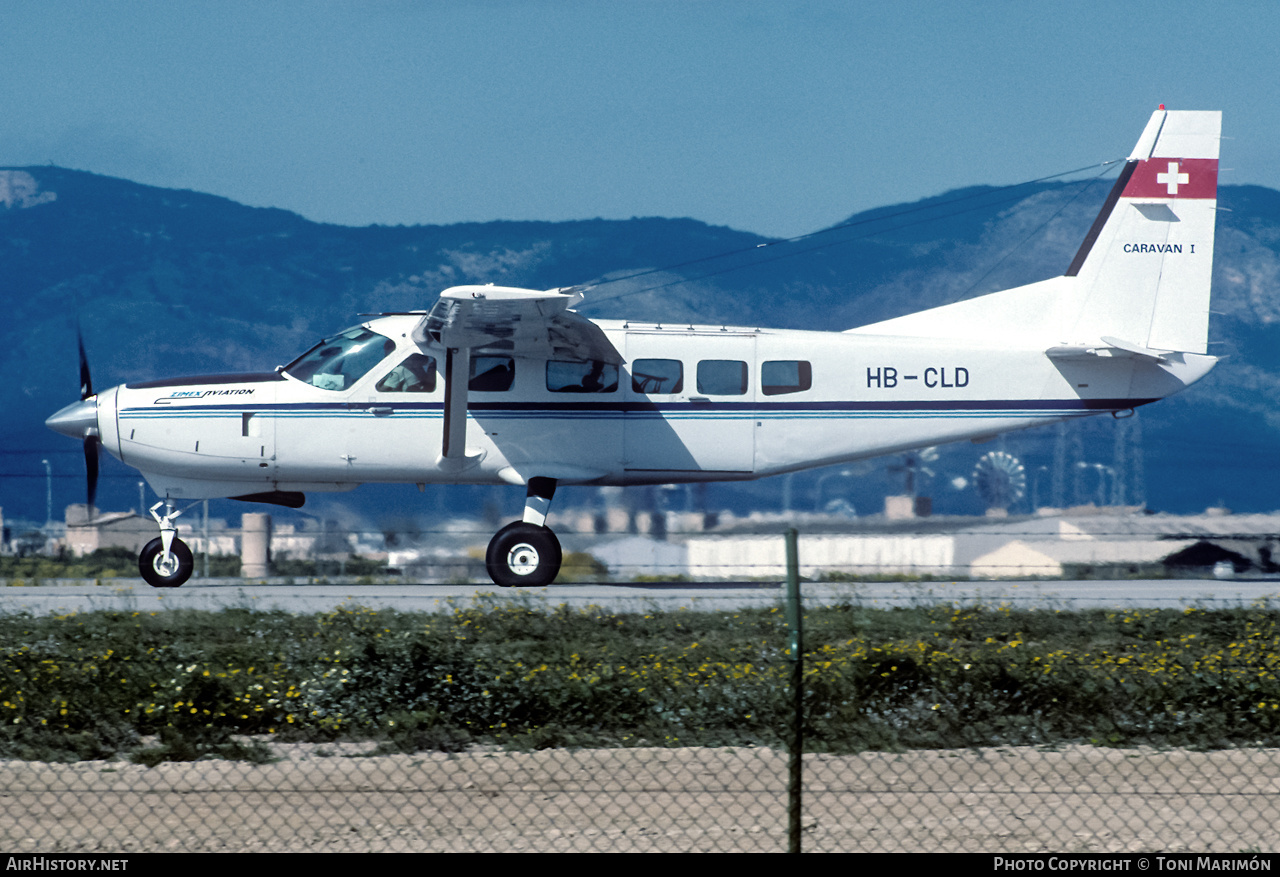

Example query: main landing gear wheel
[485,522,562,588]
[138,537,194,588]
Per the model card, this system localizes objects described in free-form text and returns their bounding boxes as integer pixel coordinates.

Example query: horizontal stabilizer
[1098,335,1171,362]
[1045,336,1171,363]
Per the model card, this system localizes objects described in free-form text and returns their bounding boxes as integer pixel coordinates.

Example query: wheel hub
[153,554,181,577]
[506,543,540,576]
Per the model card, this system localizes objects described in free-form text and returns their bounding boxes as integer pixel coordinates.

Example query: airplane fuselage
[87,315,1215,502]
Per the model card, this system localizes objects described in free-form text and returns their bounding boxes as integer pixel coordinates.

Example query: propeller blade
[84,435,99,510]
[77,328,94,401]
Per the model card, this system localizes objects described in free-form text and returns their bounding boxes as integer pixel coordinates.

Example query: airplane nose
[46,397,99,439]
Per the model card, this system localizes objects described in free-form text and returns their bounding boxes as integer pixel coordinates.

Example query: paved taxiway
[2,577,1280,616]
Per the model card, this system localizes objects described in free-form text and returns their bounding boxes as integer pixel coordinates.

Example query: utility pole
[41,459,51,527]
[1112,417,1129,507]
[1052,423,1066,509]
[1131,415,1146,508]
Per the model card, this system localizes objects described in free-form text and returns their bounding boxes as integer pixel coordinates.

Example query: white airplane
[47,107,1222,588]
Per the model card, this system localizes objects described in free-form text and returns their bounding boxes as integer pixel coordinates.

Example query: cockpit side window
[377,353,438,393]
[284,328,397,391]
[547,359,618,393]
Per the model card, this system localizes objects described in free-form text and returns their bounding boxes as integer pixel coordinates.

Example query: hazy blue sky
[3,1,1277,239]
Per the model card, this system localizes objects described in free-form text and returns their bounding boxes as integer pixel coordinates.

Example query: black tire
[485,522,561,587]
[138,537,194,588]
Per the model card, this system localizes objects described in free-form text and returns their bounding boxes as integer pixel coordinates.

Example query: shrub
[4,602,1280,762]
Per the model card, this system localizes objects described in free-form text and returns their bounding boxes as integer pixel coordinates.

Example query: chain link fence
[7,742,1280,852]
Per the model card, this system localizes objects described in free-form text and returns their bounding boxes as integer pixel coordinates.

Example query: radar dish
[973,451,1026,511]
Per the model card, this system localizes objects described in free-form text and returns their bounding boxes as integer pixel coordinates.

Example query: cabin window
[547,359,618,393]
[631,359,683,394]
[761,360,812,396]
[284,327,396,391]
[697,360,748,396]
[469,355,515,392]
[377,353,438,393]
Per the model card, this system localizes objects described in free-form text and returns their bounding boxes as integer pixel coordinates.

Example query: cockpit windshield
[283,327,396,391]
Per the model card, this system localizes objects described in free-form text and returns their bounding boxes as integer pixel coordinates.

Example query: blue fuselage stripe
[120,397,1151,420]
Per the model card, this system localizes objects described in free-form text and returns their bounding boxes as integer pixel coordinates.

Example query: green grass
[3,599,1280,762]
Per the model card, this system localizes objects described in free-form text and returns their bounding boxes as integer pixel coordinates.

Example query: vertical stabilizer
[1066,109,1221,353]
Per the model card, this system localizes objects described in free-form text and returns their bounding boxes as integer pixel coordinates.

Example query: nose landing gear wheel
[138,537,194,588]
[485,522,562,587]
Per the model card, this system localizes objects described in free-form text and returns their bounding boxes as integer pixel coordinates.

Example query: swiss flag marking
[1156,162,1190,195]
[1123,157,1217,199]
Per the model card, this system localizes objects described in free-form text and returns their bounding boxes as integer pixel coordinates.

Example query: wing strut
[440,346,475,468]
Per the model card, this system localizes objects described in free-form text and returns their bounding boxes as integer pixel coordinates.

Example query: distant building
[64,505,155,556]
[680,510,1280,580]
[590,536,688,580]
[61,504,239,557]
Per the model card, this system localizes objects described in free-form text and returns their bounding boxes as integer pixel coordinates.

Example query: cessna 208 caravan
[47,108,1222,588]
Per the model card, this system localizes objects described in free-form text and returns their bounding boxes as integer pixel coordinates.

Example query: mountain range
[2,166,1279,530]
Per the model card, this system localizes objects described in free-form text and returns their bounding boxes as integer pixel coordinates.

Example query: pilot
[378,354,437,393]
[579,360,606,392]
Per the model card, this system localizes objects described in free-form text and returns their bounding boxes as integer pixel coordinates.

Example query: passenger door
[623,331,756,474]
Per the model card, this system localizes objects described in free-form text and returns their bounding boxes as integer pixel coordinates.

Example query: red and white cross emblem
[1156,161,1189,195]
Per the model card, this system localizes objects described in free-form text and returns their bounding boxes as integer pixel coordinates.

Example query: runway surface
[3,576,1280,615]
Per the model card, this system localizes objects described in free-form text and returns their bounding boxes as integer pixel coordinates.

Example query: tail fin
[1065,108,1220,353]
[850,108,1222,355]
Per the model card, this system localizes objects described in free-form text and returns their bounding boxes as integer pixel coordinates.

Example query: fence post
[785,527,803,853]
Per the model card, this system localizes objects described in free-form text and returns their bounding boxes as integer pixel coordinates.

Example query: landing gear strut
[139,501,194,588]
[485,477,561,587]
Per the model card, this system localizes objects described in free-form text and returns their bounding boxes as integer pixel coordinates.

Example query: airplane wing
[411,285,622,467]
[414,285,622,364]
